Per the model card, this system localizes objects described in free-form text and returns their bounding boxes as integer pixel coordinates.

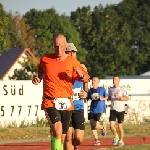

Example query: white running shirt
[108,86,128,112]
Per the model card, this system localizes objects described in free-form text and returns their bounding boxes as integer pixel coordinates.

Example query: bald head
[92,77,100,89]
[53,34,67,43]
[53,34,67,58]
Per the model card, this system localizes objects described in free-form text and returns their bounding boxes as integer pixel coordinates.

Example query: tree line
[0,0,150,79]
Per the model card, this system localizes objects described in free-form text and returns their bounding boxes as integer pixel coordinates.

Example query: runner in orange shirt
[32,34,90,150]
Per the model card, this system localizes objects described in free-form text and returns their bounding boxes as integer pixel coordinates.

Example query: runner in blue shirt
[87,77,108,146]
[64,43,88,150]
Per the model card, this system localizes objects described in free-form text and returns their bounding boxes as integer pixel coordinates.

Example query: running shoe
[101,126,107,136]
[112,136,119,145]
[118,140,124,146]
[93,140,100,146]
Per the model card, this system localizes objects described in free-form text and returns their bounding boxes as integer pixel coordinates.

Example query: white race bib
[54,98,71,110]
[91,93,99,100]
[72,87,82,101]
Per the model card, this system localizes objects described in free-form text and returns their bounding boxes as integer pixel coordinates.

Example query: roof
[140,71,150,76]
[0,48,39,79]
[106,75,150,79]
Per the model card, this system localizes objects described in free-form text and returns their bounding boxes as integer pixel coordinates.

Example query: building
[0,48,38,80]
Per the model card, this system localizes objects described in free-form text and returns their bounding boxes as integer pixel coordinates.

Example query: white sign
[0,81,44,127]
[0,79,150,126]
[91,79,150,95]
[86,79,150,123]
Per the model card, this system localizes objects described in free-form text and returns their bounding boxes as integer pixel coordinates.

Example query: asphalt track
[0,137,150,150]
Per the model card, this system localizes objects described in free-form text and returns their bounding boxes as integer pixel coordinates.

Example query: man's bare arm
[38,72,43,81]
[107,96,111,101]
[80,75,90,83]
[73,62,90,83]
[83,82,89,102]
[32,72,43,85]
[119,96,129,101]
[83,82,89,92]
[99,96,108,101]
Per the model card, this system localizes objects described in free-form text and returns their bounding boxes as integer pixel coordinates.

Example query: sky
[0,0,122,16]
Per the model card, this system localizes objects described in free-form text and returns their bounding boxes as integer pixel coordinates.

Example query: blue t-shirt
[72,81,84,110]
[87,87,108,114]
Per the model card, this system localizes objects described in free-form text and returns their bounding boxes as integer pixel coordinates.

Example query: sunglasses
[65,51,76,54]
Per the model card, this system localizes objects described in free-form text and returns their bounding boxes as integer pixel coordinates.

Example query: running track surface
[0,137,150,150]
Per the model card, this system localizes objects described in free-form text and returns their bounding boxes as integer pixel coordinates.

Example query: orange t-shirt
[38,53,90,110]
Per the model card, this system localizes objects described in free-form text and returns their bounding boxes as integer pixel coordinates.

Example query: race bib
[91,93,99,100]
[72,87,82,101]
[54,98,71,110]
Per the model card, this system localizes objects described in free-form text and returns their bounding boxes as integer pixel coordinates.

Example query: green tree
[71,5,130,78]
[5,12,36,50]
[71,1,150,78]
[9,56,38,80]
[0,3,9,54]
[23,8,87,62]
[117,0,150,74]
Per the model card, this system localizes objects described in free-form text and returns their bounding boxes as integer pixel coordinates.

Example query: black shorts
[109,110,125,123]
[45,108,72,134]
[69,110,85,130]
[88,113,101,121]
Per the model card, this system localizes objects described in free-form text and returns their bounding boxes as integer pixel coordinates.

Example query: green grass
[109,145,150,150]
[84,122,150,138]
[0,118,150,140]
[0,127,50,140]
